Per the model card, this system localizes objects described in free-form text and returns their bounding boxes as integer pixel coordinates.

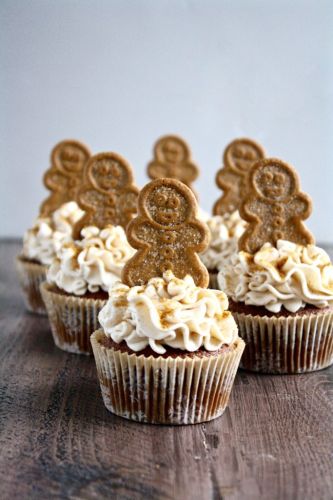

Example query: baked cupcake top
[23,201,84,266]
[200,211,246,271]
[218,240,333,313]
[99,270,238,354]
[47,225,135,295]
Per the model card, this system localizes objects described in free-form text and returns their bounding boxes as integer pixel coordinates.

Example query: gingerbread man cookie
[213,138,266,215]
[122,178,210,287]
[147,135,199,195]
[40,140,91,216]
[73,152,139,239]
[238,158,314,254]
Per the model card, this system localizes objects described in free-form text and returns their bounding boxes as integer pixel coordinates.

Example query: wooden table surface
[0,240,332,500]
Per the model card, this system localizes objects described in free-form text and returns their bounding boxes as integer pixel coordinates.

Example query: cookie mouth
[164,151,180,164]
[264,187,285,198]
[98,178,118,190]
[156,211,178,224]
[63,160,82,172]
[234,159,250,171]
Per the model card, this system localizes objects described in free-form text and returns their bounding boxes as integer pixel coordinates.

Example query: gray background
[1,0,332,240]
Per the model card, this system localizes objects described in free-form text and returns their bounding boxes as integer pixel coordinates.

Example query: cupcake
[91,178,244,424]
[218,158,333,374]
[16,139,90,315]
[41,152,139,355]
[202,138,265,288]
[17,201,84,314]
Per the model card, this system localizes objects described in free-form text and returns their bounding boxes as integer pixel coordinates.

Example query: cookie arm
[290,193,313,220]
[77,188,102,211]
[126,218,154,250]
[186,221,210,253]
[43,170,67,191]
[181,162,199,183]
[119,187,139,215]
[289,193,315,245]
[147,161,169,180]
[239,198,260,223]
[215,168,240,191]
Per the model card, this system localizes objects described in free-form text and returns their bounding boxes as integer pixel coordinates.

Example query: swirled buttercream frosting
[47,225,135,295]
[98,270,239,354]
[200,212,246,271]
[218,240,333,313]
[23,201,84,266]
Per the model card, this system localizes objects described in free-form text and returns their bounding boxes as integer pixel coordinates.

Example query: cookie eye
[167,195,180,209]
[244,149,256,160]
[155,193,167,206]
[262,171,273,183]
[233,146,244,158]
[274,173,284,185]
[98,163,109,175]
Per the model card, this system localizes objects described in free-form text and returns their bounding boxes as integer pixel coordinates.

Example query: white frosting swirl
[99,270,238,354]
[23,202,84,266]
[218,240,333,313]
[47,225,135,295]
[200,212,246,271]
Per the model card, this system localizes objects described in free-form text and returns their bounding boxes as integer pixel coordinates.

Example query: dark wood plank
[0,240,332,500]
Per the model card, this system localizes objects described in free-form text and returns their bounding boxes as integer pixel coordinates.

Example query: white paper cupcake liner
[41,282,107,355]
[233,309,333,374]
[16,255,47,315]
[91,330,245,425]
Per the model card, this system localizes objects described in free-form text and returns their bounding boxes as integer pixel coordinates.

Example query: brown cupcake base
[16,255,47,315]
[91,330,245,425]
[208,269,218,289]
[229,300,333,374]
[41,283,107,355]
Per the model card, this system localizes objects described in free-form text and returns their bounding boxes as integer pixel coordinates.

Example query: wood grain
[0,240,332,500]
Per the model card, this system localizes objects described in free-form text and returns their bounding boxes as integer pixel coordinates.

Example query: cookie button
[105,208,115,218]
[273,230,284,240]
[106,194,116,207]
[160,261,174,272]
[68,178,77,188]
[160,247,175,259]
[160,232,177,244]
[272,204,283,215]
[272,217,284,228]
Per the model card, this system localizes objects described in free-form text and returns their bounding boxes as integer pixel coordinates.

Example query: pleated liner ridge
[41,282,107,355]
[91,330,245,425]
[234,310,333,374]
[16,255,47,315]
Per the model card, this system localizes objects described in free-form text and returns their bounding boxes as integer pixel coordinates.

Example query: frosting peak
[99,270,238,354]
[23,201,84,265]
[218,240,333,313]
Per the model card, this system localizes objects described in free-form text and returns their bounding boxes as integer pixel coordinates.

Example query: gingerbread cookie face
[40,140,91,216]
[142,182,193,227]
[252,163,295,201]
[89,156,132,192]
[225,139,265,174]
[73,152,139,239]
[238,158,315,253]
[213,138,265,215]
[122,178,210,287]
[147,135,199,191]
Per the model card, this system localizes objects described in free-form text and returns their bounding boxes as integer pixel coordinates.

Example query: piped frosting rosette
[218,240,333,313]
